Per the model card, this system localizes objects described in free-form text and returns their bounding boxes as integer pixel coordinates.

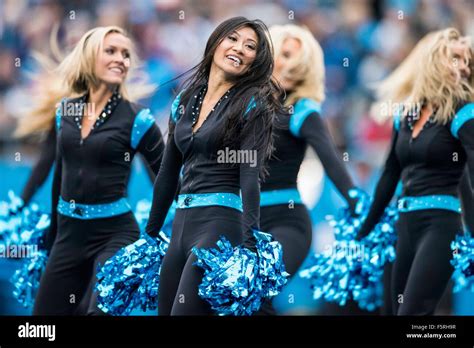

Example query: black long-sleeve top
[21,127,157,206]
[261,97,356,207]
[46,91,165,248]
[459,168,474,232]
[145,84,265,237]
[358,102,474,237]
[21,127,56,205]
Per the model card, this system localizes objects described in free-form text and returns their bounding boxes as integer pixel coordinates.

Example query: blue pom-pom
[1,191,50,247]
[328,188,371,241]
[95,231,170,315]
[4,191,51,308]
[300,202,398,311]
[299,239,364,306]
[192,230,289,316]
[451,232,474,292]
[10,249,49,307]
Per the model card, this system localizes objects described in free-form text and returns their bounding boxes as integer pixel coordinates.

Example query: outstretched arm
[21,127,56,205]
[145,119,182,237]
[356,126,402,239]
[458,168,474,233]
[298,112,357,210]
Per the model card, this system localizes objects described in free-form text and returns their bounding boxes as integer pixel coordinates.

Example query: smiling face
[449,39,472,83]
[95,32,131,86]
[212,26,258,78]
[273,37,302,91]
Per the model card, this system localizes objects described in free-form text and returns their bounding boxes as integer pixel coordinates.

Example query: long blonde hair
[270,24,325,106]
[15,25,70,137]
[374,28,473,124]
[15,26,155,138]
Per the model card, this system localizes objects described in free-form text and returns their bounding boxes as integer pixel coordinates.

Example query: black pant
[158,206,242,315]
[381,261,393,315]
[33,212,140,315]
[392,209,461,315]
[256,204,313,315]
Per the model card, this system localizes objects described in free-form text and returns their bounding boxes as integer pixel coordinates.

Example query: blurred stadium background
[0,0,473,315]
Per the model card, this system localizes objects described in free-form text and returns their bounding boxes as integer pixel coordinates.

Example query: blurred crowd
[0,0,473,179]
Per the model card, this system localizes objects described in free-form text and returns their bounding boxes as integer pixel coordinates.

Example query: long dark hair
[171,17,284,178]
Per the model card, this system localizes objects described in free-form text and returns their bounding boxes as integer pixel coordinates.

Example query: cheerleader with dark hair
[145,17,284,315]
